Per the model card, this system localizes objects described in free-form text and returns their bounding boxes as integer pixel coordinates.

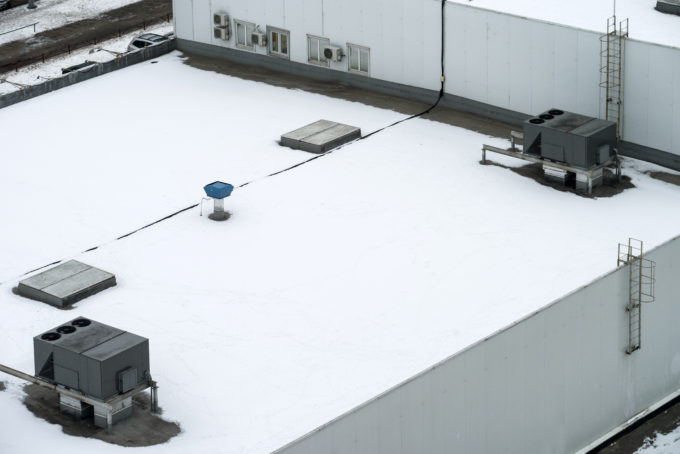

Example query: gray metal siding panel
[274,235,680,454]
[180,1,679,159]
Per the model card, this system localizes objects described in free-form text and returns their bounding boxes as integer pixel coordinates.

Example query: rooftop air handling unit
[33,318,156,429]
[202,181,234,221]
[522,109,617,191]
[481,109,621,194]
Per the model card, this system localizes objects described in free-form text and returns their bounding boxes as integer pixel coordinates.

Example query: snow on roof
[448,0,680,49]
[1,52,680,453]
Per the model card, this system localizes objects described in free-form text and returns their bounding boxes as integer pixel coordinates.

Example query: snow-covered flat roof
[1,52,680,453]
[449,0,680,48]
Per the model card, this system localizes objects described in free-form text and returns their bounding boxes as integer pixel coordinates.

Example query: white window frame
[267,26,290,59]
[307,34,330,67]
[234,19,256,51]
[347,43,370,76]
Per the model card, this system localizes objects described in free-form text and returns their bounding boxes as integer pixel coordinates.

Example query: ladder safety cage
[617,238,656,354]
[600,16,629,142]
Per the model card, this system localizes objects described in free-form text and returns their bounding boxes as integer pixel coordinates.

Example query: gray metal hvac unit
[523,109,617,169]
[34,318,149,400]
[34,317,149,425]
[656,0,680,15]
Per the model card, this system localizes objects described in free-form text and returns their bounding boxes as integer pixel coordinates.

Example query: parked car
[127,33,169,52]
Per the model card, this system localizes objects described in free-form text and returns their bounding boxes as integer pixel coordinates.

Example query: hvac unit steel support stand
[0,363,159,433]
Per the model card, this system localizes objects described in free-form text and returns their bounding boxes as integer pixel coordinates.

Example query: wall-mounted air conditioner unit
[323,45,343,62]
[213,13,230,26]
[251,32,267,46]
[214,25,231,40]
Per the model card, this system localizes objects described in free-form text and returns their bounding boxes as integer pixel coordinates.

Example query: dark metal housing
[523,109,617,169]
[656,0,680,15]
[34,318,149,401]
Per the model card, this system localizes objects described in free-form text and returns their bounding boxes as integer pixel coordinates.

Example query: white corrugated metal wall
[444,4,602,122]
[173,0,680,157]
[273,235,680,454]
[444,2,680,156]
[624,39,680,155]
[174,0,441,91]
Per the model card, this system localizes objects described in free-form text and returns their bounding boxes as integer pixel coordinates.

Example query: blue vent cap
[204,181,234,199]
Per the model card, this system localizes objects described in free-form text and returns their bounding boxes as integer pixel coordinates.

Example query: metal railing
[1,13,172,73]
[0,21,38,37]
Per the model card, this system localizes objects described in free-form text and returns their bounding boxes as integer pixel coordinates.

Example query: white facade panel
[300,0,322,39]
[445,4,467,99]
[177,0,678,157]
[507,16,535,114]
[445,3,603,118]
[402,0,426,89]
[485,13,511,109]
[275,235,680,454]
[575,30,601,117]
[623,40,650,147]
[461,9,489,104]
[376,1,406,85]
[355,401,380,454]
[173,0,195,41]
[552,26,579,112]
[192,0,212,44]
[264,0,284,26]
[528,21,556,114]
[283,0,305,63]
[644,45,675,153]
[674,55,680,155]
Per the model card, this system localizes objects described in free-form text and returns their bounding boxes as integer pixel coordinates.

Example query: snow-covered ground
[0,0,145,46]
[636,426,680,453]
[1,52,680,454]
[0,21,173,94]
[449,0,680,48]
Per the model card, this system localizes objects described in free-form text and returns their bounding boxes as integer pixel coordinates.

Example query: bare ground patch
[23,384,180,447]
[481,160,635,198]
[647,171,680,187]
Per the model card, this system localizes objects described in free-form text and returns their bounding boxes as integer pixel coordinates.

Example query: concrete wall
[0,40,176,110]
[272,235,680,454]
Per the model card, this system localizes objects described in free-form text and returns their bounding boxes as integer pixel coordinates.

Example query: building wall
[444,4,602,124]
[173,0,680,162]
[624,39,680,156]
[174,0,441,92]
[444,2,680,158]
[273,235,680,454]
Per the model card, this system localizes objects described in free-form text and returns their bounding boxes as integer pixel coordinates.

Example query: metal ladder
[600,16,629,141]
[617,238,655,354]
